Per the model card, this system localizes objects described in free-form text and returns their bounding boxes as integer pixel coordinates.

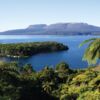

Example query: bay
[0,35,99,71]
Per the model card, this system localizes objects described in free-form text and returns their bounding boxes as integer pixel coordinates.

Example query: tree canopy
[0,41,68,57]
[0,61,100,100]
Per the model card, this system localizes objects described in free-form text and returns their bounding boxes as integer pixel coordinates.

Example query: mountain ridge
[0,23,100,35]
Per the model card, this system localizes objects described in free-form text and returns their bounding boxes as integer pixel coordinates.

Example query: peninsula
[0,41,68,57]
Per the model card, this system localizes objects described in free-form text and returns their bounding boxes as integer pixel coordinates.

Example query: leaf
[79,38,96,48]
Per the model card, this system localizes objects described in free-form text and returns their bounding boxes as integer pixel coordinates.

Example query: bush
[77,91,100,100]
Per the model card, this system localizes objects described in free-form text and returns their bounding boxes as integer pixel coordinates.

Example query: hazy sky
[0,0,100,31]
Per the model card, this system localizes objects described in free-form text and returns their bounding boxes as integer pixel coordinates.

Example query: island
[0,41,68,57]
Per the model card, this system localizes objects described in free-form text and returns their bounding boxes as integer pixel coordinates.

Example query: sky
[0,0,100,31]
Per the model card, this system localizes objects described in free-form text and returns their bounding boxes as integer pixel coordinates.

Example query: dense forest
[0,61,100,100]
[0,38,100,100]
[0,42,68,57]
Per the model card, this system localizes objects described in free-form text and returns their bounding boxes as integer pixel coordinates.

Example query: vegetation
[0,61,100,100]
[0,41,68,57]
[80,38,100,65]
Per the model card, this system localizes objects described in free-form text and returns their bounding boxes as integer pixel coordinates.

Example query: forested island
[0,41,68,57]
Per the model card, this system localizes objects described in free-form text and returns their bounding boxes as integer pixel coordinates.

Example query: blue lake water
[0,35,99,71]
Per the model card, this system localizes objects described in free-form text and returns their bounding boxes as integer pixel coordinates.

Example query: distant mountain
[0,23,100,35]
[27,24,47,30]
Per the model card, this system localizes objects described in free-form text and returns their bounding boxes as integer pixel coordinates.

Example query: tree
[42,81,54,94]
[55,62,73,83]
[80,38,100,65]
[0,62,20,100]
[39,66,56,82]
[23,64,35,74]
[55,62,69,71]
[0,61,19,78]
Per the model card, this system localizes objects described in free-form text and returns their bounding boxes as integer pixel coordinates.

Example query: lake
[0,35,99,71]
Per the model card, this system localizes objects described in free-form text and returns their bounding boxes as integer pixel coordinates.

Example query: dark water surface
[0,35,99,71]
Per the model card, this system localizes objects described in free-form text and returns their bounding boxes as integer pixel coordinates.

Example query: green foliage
[77,91,100,100]
[55,62,74,83]
[56,62,69,70]
[42,81,55,94]
[0,41,68,57]
[79,38,96,47]
[0,61,100,100]
[23,64,35,74]
[80,38,100,65]
[60,93,78,100]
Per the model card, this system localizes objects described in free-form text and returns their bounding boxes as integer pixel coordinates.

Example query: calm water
[0,35,99,71]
